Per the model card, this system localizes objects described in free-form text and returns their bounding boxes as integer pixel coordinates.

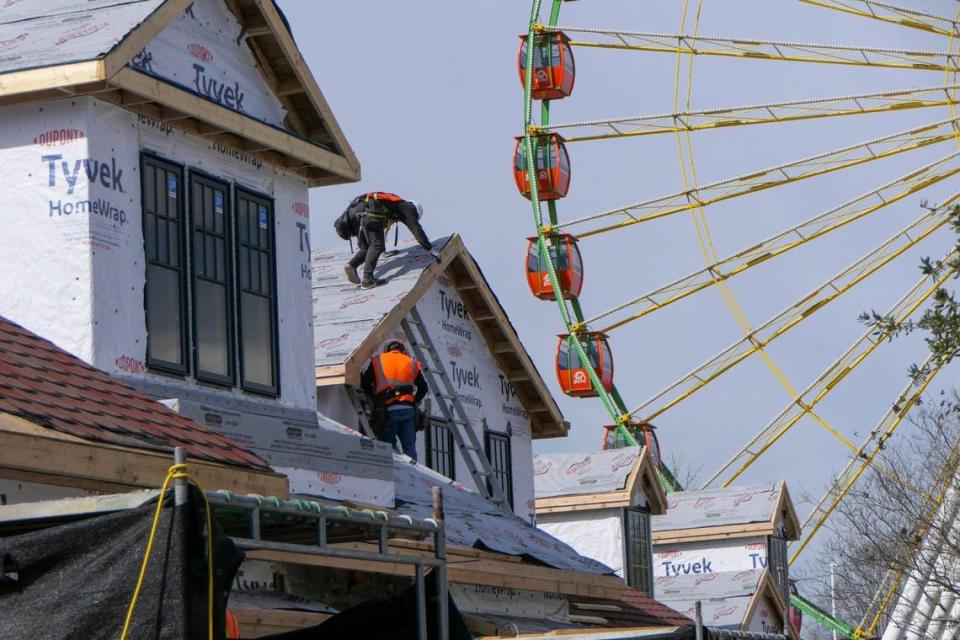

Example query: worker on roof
[361,340,428,460]
[335,192,441,289]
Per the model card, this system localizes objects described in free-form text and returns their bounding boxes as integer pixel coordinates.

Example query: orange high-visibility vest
[371,351,420,405]
[226,609,240,639]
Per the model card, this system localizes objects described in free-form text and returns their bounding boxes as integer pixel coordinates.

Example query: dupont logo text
[187,42,214,62]
[34,129,85,147]
[57,22,109,46]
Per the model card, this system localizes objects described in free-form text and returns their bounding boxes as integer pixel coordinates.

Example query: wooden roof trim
[0,412,289,498]
[652,521,776,546]
[250,0,361,176]
[0,61,104,98]
[328,235,568,439]
[635,447,668,515]
[742,570,797,640]
[102,0,195,78]
[110,67,355,178]
[775,481,802,541]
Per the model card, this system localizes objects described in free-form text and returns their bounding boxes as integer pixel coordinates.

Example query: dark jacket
[349,193,433,251]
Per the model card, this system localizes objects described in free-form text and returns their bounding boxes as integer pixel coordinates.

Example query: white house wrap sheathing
[0,0,163,74]
[537,509,626,576]
[312,240,538,520]
[653,482,783,532]
[128,0,288,127]
[533,447,642,498]
[655,569,764,629]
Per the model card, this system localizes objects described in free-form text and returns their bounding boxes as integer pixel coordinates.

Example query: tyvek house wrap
[312,239,538,520]
[654,482,782,532]
[128,0,288,127]
[655,569,764,628]
[0,0,164,74]
[533,447,642,498]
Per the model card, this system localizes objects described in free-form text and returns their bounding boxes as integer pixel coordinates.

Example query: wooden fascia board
[251,0,361,177]
[634,448,668,516]
[0,61,104,98]
[652,522,775,546]
[101,0,195,78]
[109,68,357,180]
[247,545,629,599]
[448,239,567,439]
[0,417,288,498]
[775,481,801,541]
[536,491,632,514]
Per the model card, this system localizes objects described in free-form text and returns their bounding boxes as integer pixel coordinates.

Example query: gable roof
[312,234,569,439]
[652,481,801,544]
[533,446,668,516]
[0,0,358,186]
[0,314,268,469]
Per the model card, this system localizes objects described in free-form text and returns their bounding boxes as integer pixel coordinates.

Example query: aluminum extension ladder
[401,307,508,511]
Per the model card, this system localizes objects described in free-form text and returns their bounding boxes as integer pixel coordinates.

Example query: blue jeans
[379,406,417,460]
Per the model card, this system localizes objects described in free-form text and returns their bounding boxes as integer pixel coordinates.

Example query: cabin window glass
[142,156,187,374]
[426,418,456,480]
[527,242,540,273]
[623,507,654,596]
[236,188,279,395]
[558,339,570,370]
[190,174,233,385]
[484,430,514,509]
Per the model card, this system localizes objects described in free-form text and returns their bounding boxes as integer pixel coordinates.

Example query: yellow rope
[120,463,215,640]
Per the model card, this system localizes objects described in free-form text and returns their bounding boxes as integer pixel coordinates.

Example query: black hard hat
[385,340,406,353]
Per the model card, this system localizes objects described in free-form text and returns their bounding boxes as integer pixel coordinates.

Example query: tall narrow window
[623,507,654,596]
[142,156,187,374]
[426,419,456,480]
[768,535,790,606]
[236,188,278,395]
[190,173,233,385]
[484,429,513,509]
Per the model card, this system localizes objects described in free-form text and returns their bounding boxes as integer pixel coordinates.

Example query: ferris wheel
[516,0,960,593]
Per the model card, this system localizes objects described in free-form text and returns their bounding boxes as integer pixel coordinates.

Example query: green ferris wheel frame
[521,0,639,449]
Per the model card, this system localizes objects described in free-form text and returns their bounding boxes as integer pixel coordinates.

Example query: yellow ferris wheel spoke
[541,86,960,144]
[788,352,947,565]
[555,118,960,238]
[582,154,960,332]
[548,26,957,71]
[628,199,959,424]
[701,251,959,489]
[798,0,959,38]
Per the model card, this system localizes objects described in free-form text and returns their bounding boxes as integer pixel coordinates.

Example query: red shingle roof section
[0,315,268,469]
[569,590,693,628]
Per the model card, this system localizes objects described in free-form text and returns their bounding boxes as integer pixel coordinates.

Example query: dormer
[0,0,357,441]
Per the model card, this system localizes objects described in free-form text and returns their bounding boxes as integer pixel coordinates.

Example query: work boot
[343,264,360,284]
[360,277,388,289]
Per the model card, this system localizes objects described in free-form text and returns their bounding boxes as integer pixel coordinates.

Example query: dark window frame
[425,418,456,480]
[484,428,513,509]
[235,186,280,397]
[768,534,790,607]
[623,506,654,596]
[141,153,189,376]
[188,170,235,387]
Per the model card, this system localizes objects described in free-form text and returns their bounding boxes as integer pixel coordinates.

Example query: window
[768,535,790,606]
[139,154,279,397]
[484,429,513,509]
[425,418,455,480]
[623,507,654,596]
[190,173,233,385]
[142,155,187,374]
[236,188,279,395]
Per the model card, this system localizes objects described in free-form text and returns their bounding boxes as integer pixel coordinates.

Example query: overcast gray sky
[283,0,959,565]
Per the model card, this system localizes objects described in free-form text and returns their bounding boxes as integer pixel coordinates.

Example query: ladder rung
[462,445,481,452]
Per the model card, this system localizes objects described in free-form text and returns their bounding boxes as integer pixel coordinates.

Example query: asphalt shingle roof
[0,315,268,469]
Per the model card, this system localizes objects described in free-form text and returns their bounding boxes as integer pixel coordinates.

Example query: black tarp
[0,488,241,640]
[262,570,471,640]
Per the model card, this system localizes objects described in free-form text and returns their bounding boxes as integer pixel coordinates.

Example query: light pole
[831,562,838,640]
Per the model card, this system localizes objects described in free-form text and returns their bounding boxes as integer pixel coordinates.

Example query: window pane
[242,292,274,388]
[145,214,157,261]
[158,219,168,263]
[146,265,182,366]
[205,234,216,278]
[260,251,270,294]
[144,166,156,214]
[239,246,250,289]
[194,230,205,276]
[196,279,230,378]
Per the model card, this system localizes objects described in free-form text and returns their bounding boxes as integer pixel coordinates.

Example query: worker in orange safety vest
[361,340,428,460]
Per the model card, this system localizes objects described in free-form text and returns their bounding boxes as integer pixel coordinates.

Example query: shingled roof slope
[0,315,268,469]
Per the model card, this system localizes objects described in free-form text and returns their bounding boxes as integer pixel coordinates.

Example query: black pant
[348,215,386,281]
